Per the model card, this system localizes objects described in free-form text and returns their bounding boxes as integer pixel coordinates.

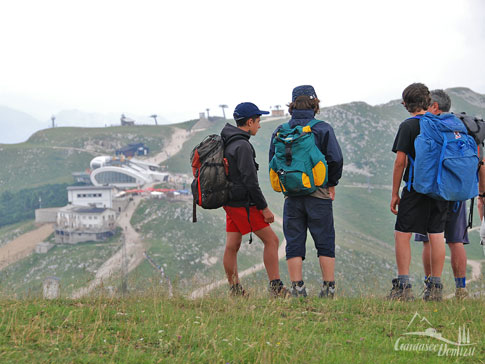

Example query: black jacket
[220,123,268,210]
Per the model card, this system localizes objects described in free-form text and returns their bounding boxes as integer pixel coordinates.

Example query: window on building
[94,171,137,184]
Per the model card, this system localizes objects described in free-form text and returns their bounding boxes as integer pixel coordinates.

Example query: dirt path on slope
[72,127,193,298]
[144,127,191,165]
[467,259,483,283]
[443,256,483,284]
[190,216,286,299]
[0,224,54,270]
[71,197,144,298]
[444,257,483,299]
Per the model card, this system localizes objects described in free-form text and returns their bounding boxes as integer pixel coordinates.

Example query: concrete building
[120,114,135,126]
[35,207,60,224]
[35,242,54,254]
[271,109,285,117]
[55,206,116,244]
[115,143,149,157]
[67,186,114,209]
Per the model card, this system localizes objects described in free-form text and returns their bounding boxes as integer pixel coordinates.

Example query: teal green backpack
[269,119,328,196]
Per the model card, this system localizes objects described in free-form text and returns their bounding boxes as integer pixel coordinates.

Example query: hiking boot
[319,282,335,299]
[455,287,469,300]
[271,285,291,298]
[423,281,443,302]
[291,281,308,298]
[229,283,248,297]
[268,280,291,298]
[387,278,414,301]
[421,277,431,300]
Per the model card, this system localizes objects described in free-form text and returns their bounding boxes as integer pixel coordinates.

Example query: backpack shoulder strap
[307,119,323,128]
[223,134,248,147]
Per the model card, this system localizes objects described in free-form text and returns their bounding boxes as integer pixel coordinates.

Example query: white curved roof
[90,166,150,188]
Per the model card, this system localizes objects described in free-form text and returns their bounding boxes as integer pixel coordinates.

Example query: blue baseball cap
[233,102,269,121]
[292,85,318,102]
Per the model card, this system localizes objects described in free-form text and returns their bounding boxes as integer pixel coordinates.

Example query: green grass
[128,198,275,292]
[0,231,122,297]
[0,295,483,363]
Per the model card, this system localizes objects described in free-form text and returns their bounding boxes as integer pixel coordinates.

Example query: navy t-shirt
[391,117,420,183]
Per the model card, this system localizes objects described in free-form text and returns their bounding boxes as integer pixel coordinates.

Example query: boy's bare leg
[319,256,335,282]
[287,257,303,282]
[395,231,412,275]
[448,242,467,278]
[254,226,280,281]
[224,232,242,285]
[428,233,445,277]
[422,241,431,277]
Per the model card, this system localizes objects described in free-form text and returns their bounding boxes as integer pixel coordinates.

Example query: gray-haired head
[430,89,451,113]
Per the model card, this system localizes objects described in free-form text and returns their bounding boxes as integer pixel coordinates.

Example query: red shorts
[223,206,269,235]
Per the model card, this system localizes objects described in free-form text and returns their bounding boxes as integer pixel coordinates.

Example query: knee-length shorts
[283,195,335,260]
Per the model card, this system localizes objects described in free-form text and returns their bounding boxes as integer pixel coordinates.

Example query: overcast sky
[1,0,484,124]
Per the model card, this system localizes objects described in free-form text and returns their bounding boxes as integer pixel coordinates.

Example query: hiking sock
[454,277,466,288]
[292,280,305,288]
[397,275,410,286]
[430,276,441,285]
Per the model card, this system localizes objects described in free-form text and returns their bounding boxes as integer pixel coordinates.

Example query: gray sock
[397,275,410,285]
[430,276,441,284]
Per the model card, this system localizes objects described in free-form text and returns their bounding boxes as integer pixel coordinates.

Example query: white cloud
[0,0,484,123]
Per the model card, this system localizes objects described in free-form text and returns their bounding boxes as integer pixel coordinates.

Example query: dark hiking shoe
[291,281,307,298]
[319,283,335,299]
[423,282,443,302]
[455,287,469,300]
[421,277,431,300]
[387,278,414,301]
[270,285,291,298]
[268,280,291,298]
[229,283,248,297]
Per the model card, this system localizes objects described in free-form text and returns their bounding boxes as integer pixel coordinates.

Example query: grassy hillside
[123,185,482,298]
[0,124,178,193]
[0,295,483,363]
[0,231,122,297]
[1,87,484,299]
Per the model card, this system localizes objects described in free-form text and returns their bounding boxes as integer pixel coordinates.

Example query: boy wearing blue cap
[269,86,344,298]
[220,102,288,297]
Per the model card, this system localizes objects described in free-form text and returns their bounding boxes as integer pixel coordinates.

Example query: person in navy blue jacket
[269,85,343,298]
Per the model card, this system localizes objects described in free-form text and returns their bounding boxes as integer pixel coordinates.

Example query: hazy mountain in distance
[0,105,46,144]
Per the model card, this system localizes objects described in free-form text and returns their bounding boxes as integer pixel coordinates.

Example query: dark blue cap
[233,102,269,121]
[292,85,318,102]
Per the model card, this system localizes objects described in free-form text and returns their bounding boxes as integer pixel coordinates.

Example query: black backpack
[453,112,485,159]
[190,134,245,222]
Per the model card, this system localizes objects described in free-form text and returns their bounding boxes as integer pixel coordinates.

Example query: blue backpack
[408,112,479,201]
